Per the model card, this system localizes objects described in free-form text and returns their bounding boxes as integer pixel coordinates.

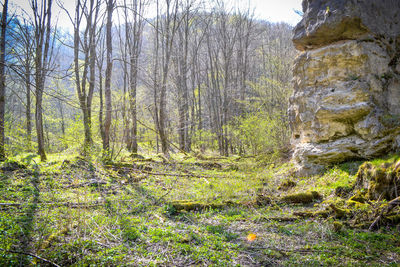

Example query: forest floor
[0,152,399,266]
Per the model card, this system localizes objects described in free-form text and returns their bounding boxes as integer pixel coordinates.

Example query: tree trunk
[72,0,100,155]
[0,0,8,161]
[103,0,113,152]
[126,0,143,154]
[159,81,168,155]
[99,61,105,147]
[33,0,53,161]
[120,5,129,150]
[58,101,65,136]
[35,93,46,160]
[25,62,32,149]
[176,16,190,152]
[129,54,138,153]
[157,0,179,155]
[73,1,91,152]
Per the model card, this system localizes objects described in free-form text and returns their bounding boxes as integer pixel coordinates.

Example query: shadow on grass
[336,160,364,175]
[336,154,400,176]
[15,170,40,265]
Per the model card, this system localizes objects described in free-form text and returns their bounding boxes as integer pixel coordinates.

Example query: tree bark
[25,61,32,149]
[126,0,144,154]
[129,54,138,153]
[103,0,114,152]
[0,0,8,161]
[72,0,100,154]
[157,0,179,155]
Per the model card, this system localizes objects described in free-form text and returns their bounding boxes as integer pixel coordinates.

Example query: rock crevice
[289,0,400,175]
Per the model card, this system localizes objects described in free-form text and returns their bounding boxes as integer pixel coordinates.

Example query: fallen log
[369,196,400,230]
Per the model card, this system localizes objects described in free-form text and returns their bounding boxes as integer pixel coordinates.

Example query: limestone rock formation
[289,0,400,175]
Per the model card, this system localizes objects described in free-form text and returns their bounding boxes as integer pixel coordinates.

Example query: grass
[0,153,399,266]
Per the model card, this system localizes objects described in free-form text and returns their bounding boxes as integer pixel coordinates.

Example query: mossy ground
[0,153,399,266]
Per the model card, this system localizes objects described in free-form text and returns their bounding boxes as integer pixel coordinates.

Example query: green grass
[0,153,399,266]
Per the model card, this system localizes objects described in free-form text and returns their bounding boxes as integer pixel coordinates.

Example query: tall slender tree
[31,0,53,161]
[10,18,35,150]
[103,0,114,152]
[127,0,146,154]
[154,0,180,155]
[70,0,100,154]
[0,0,8,161]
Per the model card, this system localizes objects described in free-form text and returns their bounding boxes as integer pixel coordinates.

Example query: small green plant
[163,204,178,217]
[120,218,141,242]
[206,224,239,241]
[122,226,140,242]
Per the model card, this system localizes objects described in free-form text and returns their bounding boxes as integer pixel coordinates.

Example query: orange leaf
[247,233,256,242]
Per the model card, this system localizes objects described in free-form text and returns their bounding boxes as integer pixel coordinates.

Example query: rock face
[289,0,400,175]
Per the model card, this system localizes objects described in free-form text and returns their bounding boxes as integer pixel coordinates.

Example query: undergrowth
[0,153,399,266]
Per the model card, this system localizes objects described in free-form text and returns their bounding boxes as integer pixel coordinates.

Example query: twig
[265,216,300,222]
[155,176,180,204]
[64,180,107,189]
[107,163,222,179]
[0,202,21,207]
[127,167,218,179]
[0,198,137,209]
[249,246,335,255]
[0,248,61,267]
[0,201,103,208]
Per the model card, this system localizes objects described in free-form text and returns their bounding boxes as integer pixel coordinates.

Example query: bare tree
[2,0,295,158]
[10,18,35,150]
[0,0,8,160]
[154,0,180,155]
[71,0,100,154]
[117,0,147,154]
[103,0,114,152]
[127,0,146,154]
[172,0,191,152]
[97,24,106,147]
[31,0,54,161]
[116,3,130,150]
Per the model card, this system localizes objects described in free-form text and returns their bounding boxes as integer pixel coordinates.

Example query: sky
[251,0,302,25]
[10,0,303,30]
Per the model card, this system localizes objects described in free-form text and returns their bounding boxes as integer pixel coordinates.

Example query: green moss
[194,161,223,170]
[355,157,400,201]
[256,193,274,206]
[293,209,330,218]
[169,200,239,212]
[333,221,343,232]
[278,179,297,191]
[40,226,70,250]
[349,192,367,203]
[329,203,350,219]
[281,191,322,204]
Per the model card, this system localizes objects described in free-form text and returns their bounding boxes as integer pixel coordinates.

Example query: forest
[2,0,294,160]
[0,0,399,266]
